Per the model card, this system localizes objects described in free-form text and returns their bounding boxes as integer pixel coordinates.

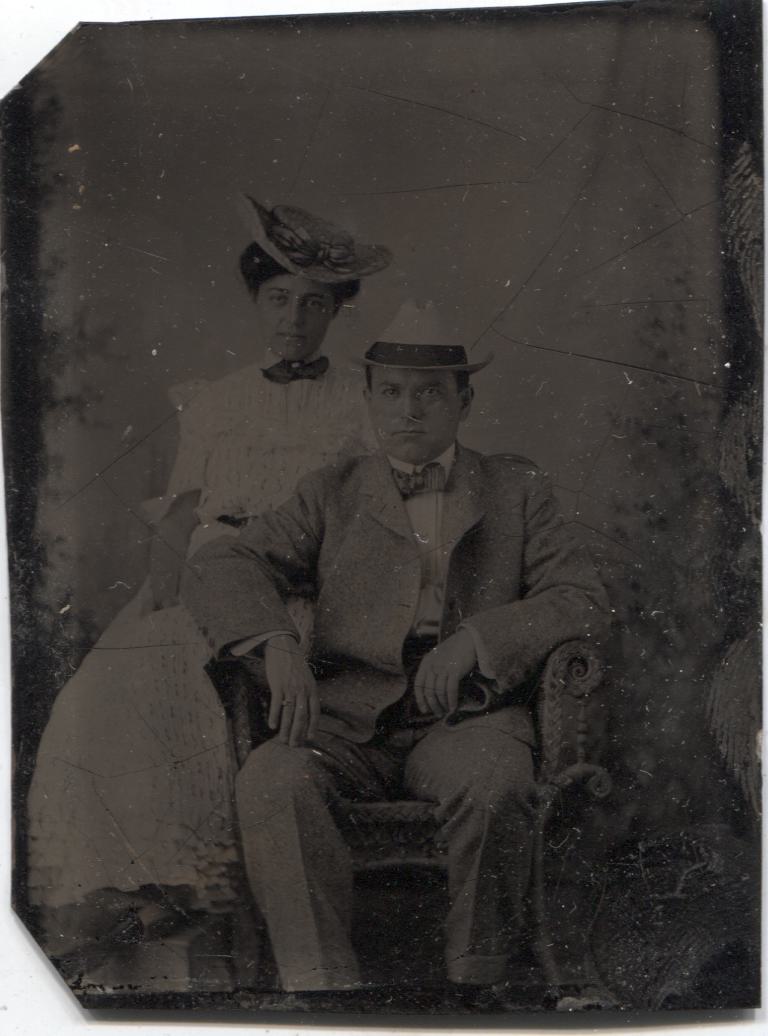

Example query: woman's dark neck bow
[262,355,330,384]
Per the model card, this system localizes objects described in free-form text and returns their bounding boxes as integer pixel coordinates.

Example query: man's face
[253,274,336,361]
[365,366,472,465]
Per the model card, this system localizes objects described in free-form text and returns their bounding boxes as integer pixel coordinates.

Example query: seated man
[183,304,609,996]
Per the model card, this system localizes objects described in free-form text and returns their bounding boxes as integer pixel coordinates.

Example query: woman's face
[253,274,337,362]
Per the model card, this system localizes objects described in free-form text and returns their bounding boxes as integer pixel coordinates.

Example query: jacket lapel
[347,446,486,657]
[440,444,486,549]
[359,451,417,542]
[359,446,486,545]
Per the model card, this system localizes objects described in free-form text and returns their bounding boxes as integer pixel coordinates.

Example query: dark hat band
[365,342,469,368]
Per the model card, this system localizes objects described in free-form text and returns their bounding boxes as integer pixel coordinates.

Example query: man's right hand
[264,634,320,748]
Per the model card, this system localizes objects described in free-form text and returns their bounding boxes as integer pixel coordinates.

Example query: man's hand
[413,628,477,717]
[264,634,320,747]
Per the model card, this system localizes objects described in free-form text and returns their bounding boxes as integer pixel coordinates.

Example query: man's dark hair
[239,242,361,313]
[365,365,470,394]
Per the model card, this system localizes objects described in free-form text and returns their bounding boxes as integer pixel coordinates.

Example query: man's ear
[459,385,474,422]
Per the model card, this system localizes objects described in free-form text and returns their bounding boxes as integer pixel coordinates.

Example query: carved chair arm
[208,638,612,796]
[535,639,611,800]
[531,639,615,1004]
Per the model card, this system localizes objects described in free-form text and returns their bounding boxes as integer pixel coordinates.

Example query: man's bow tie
[392,461,446,499]
[262,355,330,384]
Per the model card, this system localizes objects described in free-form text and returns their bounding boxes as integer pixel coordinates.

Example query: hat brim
[241,195,392,284]
[364,351,493,374]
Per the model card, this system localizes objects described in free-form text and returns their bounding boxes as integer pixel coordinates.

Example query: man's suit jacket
[183,445,610,743]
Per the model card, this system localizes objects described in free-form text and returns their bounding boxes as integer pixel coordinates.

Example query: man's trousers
[235,709,535,991]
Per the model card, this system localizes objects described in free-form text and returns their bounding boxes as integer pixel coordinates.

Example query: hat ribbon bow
[269,221,356,274]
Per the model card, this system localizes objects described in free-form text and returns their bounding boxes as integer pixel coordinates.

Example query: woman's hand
[413,628,478,717]
[264,634,320,748]
[149,490,200,609]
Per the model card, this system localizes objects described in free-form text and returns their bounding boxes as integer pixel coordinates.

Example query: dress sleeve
[326,373,377,458]
[153,379,212,517]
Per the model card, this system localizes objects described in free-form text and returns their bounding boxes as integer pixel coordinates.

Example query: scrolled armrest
[536,640,609,791]
[551,762,613,799]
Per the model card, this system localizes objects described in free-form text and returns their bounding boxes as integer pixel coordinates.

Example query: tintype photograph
[0,0,762,1018]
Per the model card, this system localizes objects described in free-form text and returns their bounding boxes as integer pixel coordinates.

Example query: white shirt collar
[387,442,456,477]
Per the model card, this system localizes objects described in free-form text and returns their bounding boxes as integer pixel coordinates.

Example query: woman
[27,198,391,968]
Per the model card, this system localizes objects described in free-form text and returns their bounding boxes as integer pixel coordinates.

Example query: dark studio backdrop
[1,0,762,1008]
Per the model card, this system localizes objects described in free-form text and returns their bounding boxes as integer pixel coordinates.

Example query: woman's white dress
[27,360,369,916]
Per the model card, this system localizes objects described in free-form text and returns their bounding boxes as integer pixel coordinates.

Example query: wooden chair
[209,639,616,1009]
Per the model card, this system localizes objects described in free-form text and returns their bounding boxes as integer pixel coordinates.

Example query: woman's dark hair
[239,242,361,313]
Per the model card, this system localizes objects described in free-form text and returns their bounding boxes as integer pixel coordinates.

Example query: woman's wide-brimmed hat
[241,195,392,283]
[365,301,493,373]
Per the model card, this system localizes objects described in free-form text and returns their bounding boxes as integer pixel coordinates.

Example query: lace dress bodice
[163,359,372,552]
